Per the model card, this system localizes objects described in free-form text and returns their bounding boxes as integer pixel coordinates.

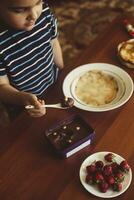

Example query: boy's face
[0,0,43,31]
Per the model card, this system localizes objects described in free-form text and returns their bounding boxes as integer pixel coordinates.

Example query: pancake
[119,40,134,64]
[118,39,134,68]
[75,70,118,106]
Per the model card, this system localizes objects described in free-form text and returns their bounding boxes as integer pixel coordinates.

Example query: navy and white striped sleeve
[50,13,58,39]
[46,4,58,40]
[42,3,58,40]
[0,54,6,76]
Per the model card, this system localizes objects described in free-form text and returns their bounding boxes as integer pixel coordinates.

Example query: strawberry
[103,165,113,176]
[94,172,104,183]
[85,174,94,184]
[120,160,130,172]
[112,182,122,191]
[98,181,109,193]
[110,162,120,173]
[104,153,115,162]
[114,172,124,183]
[95,160,104,171]
[105,175,115,186]
[86,164,96,174]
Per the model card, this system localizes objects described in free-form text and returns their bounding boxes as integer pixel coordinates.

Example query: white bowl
[62,63,134,112]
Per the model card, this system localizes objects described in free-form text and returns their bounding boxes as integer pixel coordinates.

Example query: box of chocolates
[44,115,95,158]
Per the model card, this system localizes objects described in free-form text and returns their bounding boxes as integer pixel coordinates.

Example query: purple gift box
[44,115,95,158]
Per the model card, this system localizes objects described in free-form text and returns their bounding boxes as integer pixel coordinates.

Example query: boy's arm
[0,75,22,104]
[0,75,40,107]
[51,38,64,69]
[0,75,46,117]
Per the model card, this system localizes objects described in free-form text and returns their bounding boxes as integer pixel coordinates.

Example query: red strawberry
[95,160,104,171]
[105,175,115,186]
[104,153,115,162]
[98,181,109,193]
[86,164,96,174]
[120,160,130,172]
[103,165,113,176]
[114,172,124,183]
[94,172,104,183]
[112,182,122,191]
[110,162,120,173]
[85,174,94,184]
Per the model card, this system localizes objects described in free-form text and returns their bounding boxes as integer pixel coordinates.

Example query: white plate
[79,151,132,198]
[62,63,134,112]
[118,39,134,69]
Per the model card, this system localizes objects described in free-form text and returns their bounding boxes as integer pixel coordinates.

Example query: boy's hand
[26,99,46,117]
[20,92,46,117]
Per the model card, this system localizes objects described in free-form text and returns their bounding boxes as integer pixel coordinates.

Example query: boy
[0,0,64,117]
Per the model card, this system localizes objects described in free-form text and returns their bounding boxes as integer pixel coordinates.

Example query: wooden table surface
[0,15,134,200]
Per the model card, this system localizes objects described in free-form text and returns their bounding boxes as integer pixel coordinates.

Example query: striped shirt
[0,4,58,97]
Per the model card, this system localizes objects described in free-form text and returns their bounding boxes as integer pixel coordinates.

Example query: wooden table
[0,15,134,200]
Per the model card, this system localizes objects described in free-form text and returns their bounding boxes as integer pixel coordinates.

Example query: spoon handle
[25,103,65,109]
